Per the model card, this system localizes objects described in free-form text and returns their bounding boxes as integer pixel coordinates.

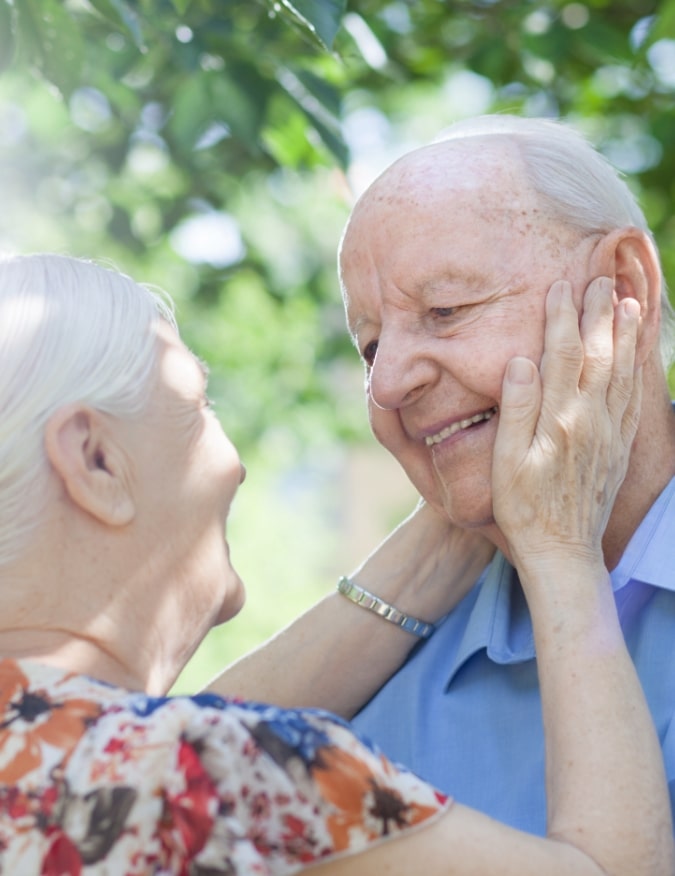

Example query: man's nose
[368,332,436,410]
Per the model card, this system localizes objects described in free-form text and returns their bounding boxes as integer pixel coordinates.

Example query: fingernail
[506,357,534,384]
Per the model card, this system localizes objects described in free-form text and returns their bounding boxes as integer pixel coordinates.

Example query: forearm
[206,504,493,716]
[525,554,673,876]
[485,283,672,873]
[207,591,410,717]
[302,581,673,876]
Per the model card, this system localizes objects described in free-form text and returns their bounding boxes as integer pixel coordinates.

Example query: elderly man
[338,114,675,834]
[214,114,675,837]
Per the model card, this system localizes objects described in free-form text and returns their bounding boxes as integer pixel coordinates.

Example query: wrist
[517,553,616,638]
[351,503,494,623]
[337,577,435,639]
[513,543,607,587]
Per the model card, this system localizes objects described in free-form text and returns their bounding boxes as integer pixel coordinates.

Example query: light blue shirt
[352,476,675,834]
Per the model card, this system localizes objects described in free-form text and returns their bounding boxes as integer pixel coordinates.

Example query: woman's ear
[44,404,135,526]
[589,227,662,367]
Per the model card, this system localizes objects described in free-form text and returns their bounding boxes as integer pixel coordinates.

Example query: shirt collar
[610,476,675,592]
[444,474,675,687]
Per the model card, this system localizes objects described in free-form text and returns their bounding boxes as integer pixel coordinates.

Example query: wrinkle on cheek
[368,407,406,451]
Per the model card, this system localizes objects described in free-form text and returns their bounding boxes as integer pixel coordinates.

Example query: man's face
[340,139,596,534]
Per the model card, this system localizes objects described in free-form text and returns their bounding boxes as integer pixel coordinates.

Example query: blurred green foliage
[0,0,673,456]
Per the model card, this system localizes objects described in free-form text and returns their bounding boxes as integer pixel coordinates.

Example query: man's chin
[439,495,496,531]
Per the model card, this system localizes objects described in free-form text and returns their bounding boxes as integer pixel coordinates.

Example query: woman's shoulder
[0,655,356,750]
[0,658,448,874]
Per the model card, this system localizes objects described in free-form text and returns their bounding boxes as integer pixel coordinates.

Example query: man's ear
[589,227,662,367]
[44,404,135,526]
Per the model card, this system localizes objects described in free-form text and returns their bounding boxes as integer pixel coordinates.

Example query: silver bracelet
[336,576,435,640]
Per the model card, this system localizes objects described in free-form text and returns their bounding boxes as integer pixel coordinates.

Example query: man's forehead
[348,144,534,232]
[342,166,540,264]
[380,136,521,187]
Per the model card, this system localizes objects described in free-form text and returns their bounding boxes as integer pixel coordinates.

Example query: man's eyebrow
[416,271,488,296]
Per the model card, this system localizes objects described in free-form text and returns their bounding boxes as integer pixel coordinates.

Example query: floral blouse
[0,659,448,875]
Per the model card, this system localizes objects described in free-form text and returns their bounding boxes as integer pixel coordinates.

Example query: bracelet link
[337,576,435,640]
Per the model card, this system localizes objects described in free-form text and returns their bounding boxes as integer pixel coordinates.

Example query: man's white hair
[0,253,177,567]
[434,114,675,368]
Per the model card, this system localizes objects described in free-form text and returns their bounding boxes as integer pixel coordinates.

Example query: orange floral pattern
[0,659,448,874]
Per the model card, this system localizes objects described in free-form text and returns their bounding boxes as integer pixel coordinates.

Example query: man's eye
[432,307,456,318]
[362,340,378,366]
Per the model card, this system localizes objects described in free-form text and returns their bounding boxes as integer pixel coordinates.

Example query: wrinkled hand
[400,497,495,616]
[352,495,494,624]
[492,277,641,574]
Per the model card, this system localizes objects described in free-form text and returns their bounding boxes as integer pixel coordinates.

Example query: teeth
[425,407,497,446]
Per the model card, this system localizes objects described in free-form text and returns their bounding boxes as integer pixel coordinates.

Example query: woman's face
[129,324,246,637]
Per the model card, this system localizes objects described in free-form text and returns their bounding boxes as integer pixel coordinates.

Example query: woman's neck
[0,628,150,691]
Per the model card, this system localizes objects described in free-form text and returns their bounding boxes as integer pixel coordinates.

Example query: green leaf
[293,67,341,116]
[13,0,84,94]
[168,75,212,152]
[170,0,193,13]
[291,0,346,47]
[276,65,347,165]
[646,0,675,43]
[86,0,145,50]
[210,72,265,146]
[270,0,346,49]
[0,0,16,72]
[168,70,265,153]
[12,0,42,59]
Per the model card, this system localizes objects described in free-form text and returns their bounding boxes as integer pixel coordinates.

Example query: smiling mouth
[424,406,498,446]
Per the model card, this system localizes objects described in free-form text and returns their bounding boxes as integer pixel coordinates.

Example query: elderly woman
[0,252,670,876]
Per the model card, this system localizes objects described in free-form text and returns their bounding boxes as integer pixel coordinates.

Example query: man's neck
[602,394,675,570]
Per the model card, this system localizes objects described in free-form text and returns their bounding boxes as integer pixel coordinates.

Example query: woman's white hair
[434,114,675,369]
[0,253,177,567]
